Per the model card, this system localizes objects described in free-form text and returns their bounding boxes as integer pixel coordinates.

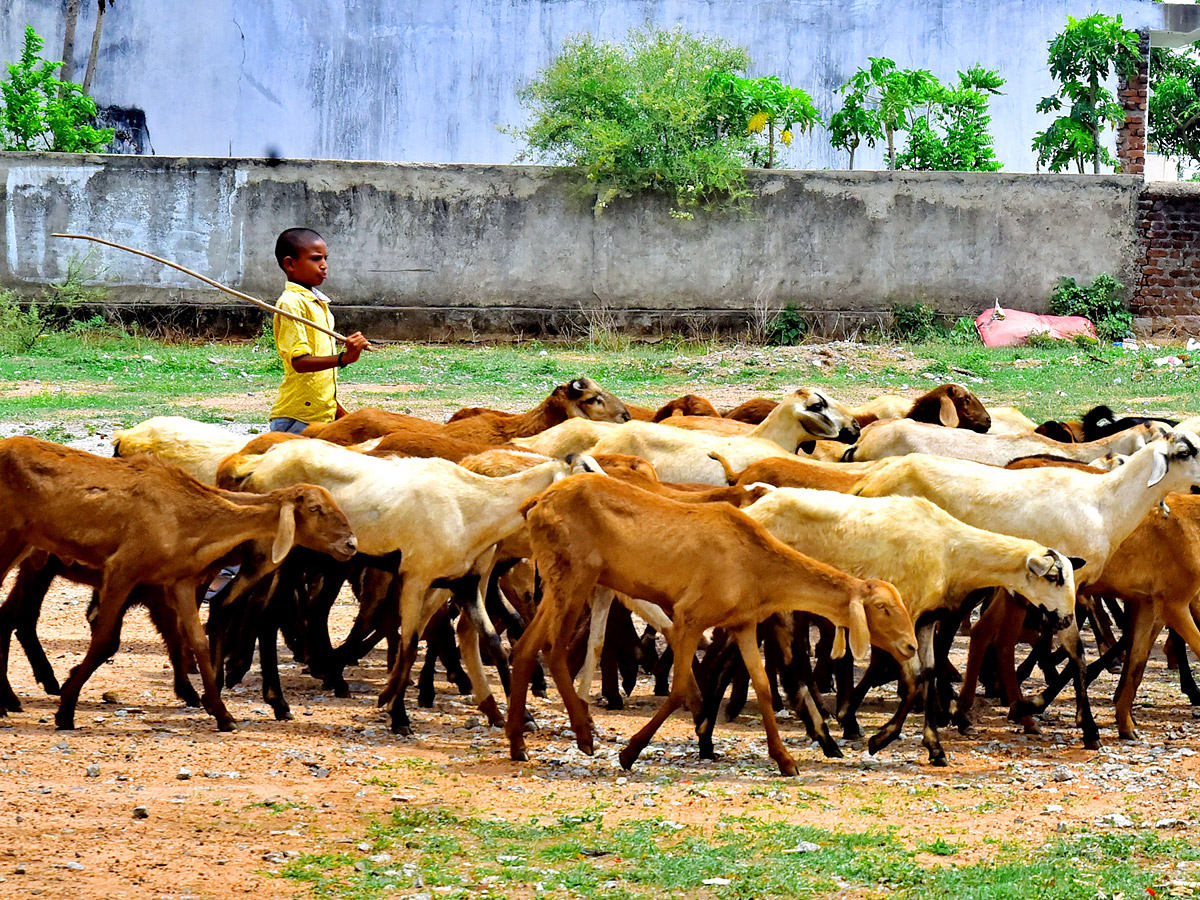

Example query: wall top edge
[0,152,1146,188]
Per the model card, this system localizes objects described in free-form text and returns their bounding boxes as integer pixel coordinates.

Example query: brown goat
[724,397,780,425]
[709,451,891,494]
[906,384,991,432]
[505,475,917,775]
[626,394,722,422]
[308,377,629,446]
[0,437,356,731]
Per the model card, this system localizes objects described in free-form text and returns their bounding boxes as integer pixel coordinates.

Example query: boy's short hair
[274,228,324,267]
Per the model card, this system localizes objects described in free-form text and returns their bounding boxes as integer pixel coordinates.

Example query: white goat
[853,431,1200,748]
[742,487,1080,764]
[845,419,1161,465]
[224,438,572,733]
[112,416,247,484]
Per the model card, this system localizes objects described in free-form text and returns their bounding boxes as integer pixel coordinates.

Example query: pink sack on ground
[974,305,1097,347]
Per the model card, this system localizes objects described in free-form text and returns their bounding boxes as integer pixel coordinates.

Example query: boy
[269,227,370,433]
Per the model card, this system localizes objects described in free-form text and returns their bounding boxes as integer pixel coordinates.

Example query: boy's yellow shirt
[270,281,338,423]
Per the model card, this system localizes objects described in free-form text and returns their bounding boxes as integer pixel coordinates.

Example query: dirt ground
[2,576,1200,900]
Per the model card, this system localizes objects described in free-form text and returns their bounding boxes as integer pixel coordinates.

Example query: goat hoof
[41,682,60,697]
[841,722,863,741]
[604,695,624,711]
[820,742,844,760]
[273,707,294,722]
[1083,735,1101,751]
[54,713,76,730]
[1118,728,1137,741]
[698,746,716,761]
[1,698,20,714]
[179,692,201,708]
[333,685,351,699]
[776,757,800,777]
[576,737,595,756]
[618,747,638,770]
[417,691,435,708]
[391,722,412,737]
[928,753,948,767]
[510,745,529,762]
[522,715,538,733]
[479,700,505,729]
[531,685,547,699]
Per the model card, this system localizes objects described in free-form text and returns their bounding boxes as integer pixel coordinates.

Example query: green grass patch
[1,332,1198,425]
[278,806,1199,900]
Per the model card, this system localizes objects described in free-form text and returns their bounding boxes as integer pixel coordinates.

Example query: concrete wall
[0,154,1145,339]
[0,0,1160,173]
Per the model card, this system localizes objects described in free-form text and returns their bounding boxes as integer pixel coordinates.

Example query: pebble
[1051,765,1073,783]
[1101,813,1135,828]
[14,864,26,875]
[84,765,99,779]
[132,806,149,819]
[176,768,192,781]
[64,861,83,871]
[782,841,821,854]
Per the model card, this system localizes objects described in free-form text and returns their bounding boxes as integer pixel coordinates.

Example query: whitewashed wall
[0,1,1161,171]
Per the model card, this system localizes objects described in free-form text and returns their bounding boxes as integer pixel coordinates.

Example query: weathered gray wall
[0,154,1143,338]
[0,0,1160,173]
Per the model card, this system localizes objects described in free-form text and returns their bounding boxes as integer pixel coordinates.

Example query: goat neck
[1094,436,1200,547]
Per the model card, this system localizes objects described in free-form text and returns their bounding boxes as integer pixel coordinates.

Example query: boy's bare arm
[291,332,369,372]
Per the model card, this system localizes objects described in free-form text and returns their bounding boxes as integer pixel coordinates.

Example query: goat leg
[256,607,292,721]
[620,625,702,771]
[1170,629,1200,705]
[56,577,134,731]
[693,631,738,760]
[143,592,202,708]
[10,554,62,698]
[732,625,800,776]
[868,658,920,755]
[916,622,949,766]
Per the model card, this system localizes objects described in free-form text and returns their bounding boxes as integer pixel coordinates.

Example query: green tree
[1149,43,1200,171]
[896,65,1005,171]
[705,73,821,168]
[1,25,112,152]
[1032,13,1142,174]
[831,58,938,169]
[512,26,775,211]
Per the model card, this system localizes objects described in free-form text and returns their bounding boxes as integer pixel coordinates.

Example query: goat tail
[707,451,739,485]
[840,445,858,462]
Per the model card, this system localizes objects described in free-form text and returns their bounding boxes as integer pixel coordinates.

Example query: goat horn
[51,233,376,350]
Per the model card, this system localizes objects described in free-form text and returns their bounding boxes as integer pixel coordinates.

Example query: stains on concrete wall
[0,154,1145,338]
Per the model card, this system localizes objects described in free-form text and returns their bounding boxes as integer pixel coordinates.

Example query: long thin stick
[51,232,368,347]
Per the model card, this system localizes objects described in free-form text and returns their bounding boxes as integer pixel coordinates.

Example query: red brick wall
[1133,185,1200,329]
[1116,31,1150,177]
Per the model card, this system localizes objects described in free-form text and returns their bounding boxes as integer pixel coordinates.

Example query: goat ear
[567,379,586,399]
[938,394,960,428]
[1148,447,1170,487]
[271,499,297,565]
[848,596,871,664]
[1026,554,1053,578]
[1068,556,1086,571]
[831,627,847,660]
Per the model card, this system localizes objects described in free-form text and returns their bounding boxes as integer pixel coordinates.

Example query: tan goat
[0,437,356,731]
[505,475,917,776]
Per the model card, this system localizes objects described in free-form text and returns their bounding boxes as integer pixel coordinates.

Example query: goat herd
[2,376,1199,774]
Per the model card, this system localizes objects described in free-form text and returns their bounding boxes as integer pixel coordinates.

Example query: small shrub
[1025,330,1069,349]
[0,290,45,352]
[1049,274,1132,342]
[889,301,940,342]
[949,315,981,345]
[766,303,808,345]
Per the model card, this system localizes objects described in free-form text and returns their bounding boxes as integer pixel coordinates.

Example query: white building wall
[0,0,1161,172]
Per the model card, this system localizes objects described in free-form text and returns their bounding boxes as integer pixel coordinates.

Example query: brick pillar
[1117,29,1150,176]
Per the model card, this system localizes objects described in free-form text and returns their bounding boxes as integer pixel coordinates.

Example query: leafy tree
[705,73,820,168]
[896,65,1005,172]
[512,26,780,211]
[828,89,879,170]
[1149,43,1200,171]
[1,25,112,152]
[1032,13,1142,174]
[831,58,938,169]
